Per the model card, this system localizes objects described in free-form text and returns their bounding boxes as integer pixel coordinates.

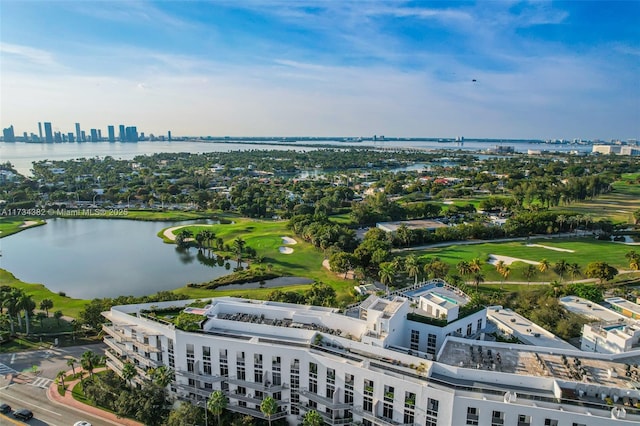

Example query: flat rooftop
[487,307,576,351]
[607,297,640,316]
[560,296,626,322]
[438,339,640,398]
[404,282,469,307]
[377,219,447,232]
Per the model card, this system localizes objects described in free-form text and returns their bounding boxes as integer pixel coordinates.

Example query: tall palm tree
[404,255,421,286]
[524,264,537,285]
[554,259,569,282]
[66,358,77,376]
[39,298,53,317]
[260,396,278,426]
[122,362,137,386]
[152,365,175,388]
[56,370,66,390]
[2,290,20,335]
[208,389,228,426]
[500,265,511,284]
[469,258,483,274]
[538,259,550,273]
[378,262,396,294]
[81,350,99,380]
[472,272,485,292]
[233,237,246,267]
[626,250,640,271]
[495,260,506,275]
[18,293,36,335]
[457,260,472,277]
[569,263,582,281]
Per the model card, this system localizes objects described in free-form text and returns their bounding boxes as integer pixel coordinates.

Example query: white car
[74,422,92,426]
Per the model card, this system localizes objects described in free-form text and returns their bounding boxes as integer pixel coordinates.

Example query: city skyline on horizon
[1,1,639,140]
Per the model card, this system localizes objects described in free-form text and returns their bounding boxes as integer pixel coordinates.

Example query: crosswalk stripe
[0,362,18,375]
[30,377,52,388]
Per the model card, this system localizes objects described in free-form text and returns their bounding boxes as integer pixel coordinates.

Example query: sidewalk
[46,369,143,426]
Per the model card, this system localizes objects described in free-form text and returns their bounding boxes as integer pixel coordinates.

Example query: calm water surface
[0,218,233,299]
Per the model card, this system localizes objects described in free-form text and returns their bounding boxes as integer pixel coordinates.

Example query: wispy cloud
[0,42,59,67]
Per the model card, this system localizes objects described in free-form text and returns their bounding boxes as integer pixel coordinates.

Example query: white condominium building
[102,291,640,426]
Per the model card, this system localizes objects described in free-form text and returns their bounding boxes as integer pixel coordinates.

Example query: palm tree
[18,293,36,335]
[260,396,278,426]
[208,389,228,426]
[54,310,64,326]
[554,259,569,282]
[36,312,47,330]
[569,263,582,281]
[556,215,567,232]
[404,255,421,286]
[524,264,537,285]
[303,409,323,426]
[538,259,550,273]
[500,265,511,284]
[81,350,99,380]
[39,298,53,317]
[56,370,66,390]
[469,258,483,274]
[122,362,137,386]
[152,365,175,388]
[626,250,640,271]
[66,358,77,376]
[472,272,485,292]
[457,260,472,277]
[495,260,506,275]
[378,262,396,294]
[233,237,246,267]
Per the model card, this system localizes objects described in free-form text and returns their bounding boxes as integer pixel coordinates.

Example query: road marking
[30,377,53,388]
[0,390,63,416]
[0,412,23,425]
[9,354,15,364]
[0,362,18,376]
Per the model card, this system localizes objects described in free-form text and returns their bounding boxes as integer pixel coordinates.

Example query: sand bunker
[279,246,294,254]
[281,236,297,245]
[163,225,188,241]
[526,244,575,253]
[20,220,39,228]
[489,254,539,266]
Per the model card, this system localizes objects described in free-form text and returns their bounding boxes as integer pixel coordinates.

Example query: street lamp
[198,399,208,426]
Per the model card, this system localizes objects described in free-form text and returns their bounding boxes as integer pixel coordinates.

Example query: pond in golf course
[0,218,238,299]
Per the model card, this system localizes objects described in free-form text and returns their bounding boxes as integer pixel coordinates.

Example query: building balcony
[300,388,352,409]
[104,337,125,356]
[226,403,288,421]
[352,404,414,426]
[175,369,226,383]
[102,324,132,342]
[175,382,216,399]
[129,350,160,369]
[228,391,289,406]
[296,403,353,425]
[226,376,287,393]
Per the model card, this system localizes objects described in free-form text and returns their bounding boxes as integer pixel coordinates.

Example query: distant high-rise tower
[168,131,172,141]
[107,125,115,142]
[125,126,138,142]
[119,125,125,142]
[75,123,81,142]
[38,122,43,140]
[97,129,102,141]
[90,129,98,142]
[2,125,16,142]
[67,132,75,142]
[44,122,53,143]
[81,130,86,142]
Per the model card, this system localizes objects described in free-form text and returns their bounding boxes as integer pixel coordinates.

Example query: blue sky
[1,0,638,139]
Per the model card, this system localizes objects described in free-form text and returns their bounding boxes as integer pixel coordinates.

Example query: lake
[0,218,238,299]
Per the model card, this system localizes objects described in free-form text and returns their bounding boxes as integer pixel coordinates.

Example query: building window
[466,407,479,425]
[403,410,414,424]
[382,402,393,421]
[410,329,420,350]
[427,333,437,354]
[570,423,585,426]
[466,323,473,336]
[363,396,373,412]
[477,318,483,332]
[518,414,531,426]
[544,420,558,426]
[491,410,504,426]
[426,398,439,426]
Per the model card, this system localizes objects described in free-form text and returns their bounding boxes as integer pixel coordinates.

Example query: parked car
[0,403,10,413]
[74,422,92,426]
[12,409,33,421]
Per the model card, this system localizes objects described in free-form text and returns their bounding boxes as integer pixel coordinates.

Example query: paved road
[0,344,110,426]
[0,381,113,426]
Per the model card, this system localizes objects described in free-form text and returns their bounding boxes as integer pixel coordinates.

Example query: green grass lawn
[159,218,356,301]
[0,217,45,238]
[0,269,89,318]
[412,237,637,282]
